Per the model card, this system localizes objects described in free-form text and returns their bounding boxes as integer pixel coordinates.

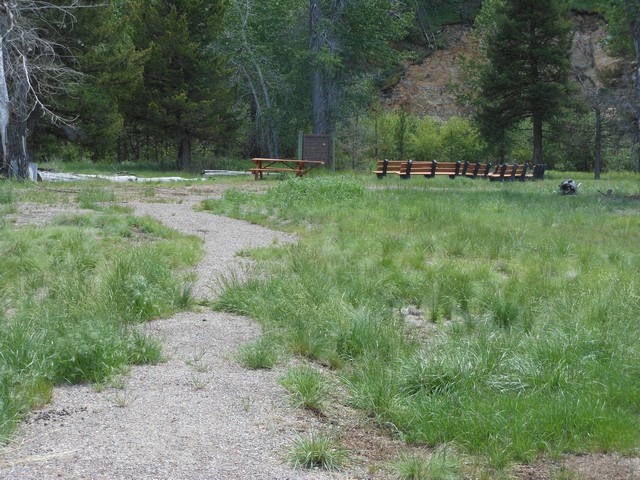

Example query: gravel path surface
[0,194,353,480]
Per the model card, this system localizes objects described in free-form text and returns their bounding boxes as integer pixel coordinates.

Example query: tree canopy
[128,0,240,169]
[0,0,637,176]
[472,0,573,165]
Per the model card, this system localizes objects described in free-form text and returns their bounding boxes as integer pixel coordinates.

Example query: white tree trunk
[0,42,9,161]
[633,23,640,171]
[0,3,13,162]
[231,0,281,157]
[0,1,81,178]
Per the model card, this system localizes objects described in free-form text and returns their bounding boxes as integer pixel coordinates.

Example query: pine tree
[129,0,240,169]
[64,1,146,162]
[607,0,640,171]
[474,0,573,165]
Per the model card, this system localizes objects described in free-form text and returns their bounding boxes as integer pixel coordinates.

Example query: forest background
[0,0,638,177]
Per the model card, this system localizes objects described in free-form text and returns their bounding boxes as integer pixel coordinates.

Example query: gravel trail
[0,195,353,480]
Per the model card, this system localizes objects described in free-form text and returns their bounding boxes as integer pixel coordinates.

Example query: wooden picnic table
[249,158,324,180]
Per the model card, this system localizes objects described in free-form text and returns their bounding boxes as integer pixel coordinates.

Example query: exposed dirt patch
[5,203,96,227]
[515,454,640,480]
[383,24,473,119]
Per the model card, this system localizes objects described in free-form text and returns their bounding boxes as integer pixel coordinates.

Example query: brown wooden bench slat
[408,161,435,175]
[487,163,532,181]
[460,161,493,178]
[398,160,462,179]
[373,159,404,178]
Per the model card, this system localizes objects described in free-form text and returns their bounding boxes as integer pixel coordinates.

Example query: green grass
[236,336,280,369]
[0,183,201,440]
[279,364,330,412]
[0,184,15,205]
[286,431,348,471]
[204,173,640,472]
[76,186,117,209]
[393,447,463,480]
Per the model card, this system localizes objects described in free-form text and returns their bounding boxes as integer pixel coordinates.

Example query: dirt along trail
[0,195,355,480]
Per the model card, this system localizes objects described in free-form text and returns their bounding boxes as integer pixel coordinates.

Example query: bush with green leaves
[406,116,442,161]
[404,116,486,163]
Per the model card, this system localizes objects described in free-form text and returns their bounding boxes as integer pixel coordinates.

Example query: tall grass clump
[236,336,279,369]
[0,184,16,226]
[0,208,200,440]
[280,364,330,412]
[76,186,117,210]
[0,183,15,205]
[102,248,189,321]
[393,447,463,480]
[287,431,348,471]
[208,175,640,470]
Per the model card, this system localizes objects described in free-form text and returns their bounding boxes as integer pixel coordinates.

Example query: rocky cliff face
[570,12,625,89]
[383,12,630,119]
[382,25,474,119]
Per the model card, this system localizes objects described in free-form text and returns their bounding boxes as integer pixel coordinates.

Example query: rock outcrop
[383,12,630,120]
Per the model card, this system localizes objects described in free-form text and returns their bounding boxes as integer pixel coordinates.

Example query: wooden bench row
[373,159,545,181]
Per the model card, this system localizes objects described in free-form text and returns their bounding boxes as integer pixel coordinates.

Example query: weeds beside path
[0,189,353,480]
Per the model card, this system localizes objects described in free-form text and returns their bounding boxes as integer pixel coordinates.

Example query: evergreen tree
[604,0,640,171]
[473,0,573,165]
[129,0,240,169]
[63,1,146,162]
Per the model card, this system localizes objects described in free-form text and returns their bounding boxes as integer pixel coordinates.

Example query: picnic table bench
[249,158,324,180]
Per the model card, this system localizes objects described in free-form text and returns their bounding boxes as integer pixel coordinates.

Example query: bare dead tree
[0,0,82,179]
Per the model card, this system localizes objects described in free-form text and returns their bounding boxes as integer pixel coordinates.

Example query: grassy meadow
[203,172,640,470]
[0,170,638,476]
[0,182,202,440]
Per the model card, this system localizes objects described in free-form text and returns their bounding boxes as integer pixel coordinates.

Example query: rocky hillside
[383,12,629,120]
